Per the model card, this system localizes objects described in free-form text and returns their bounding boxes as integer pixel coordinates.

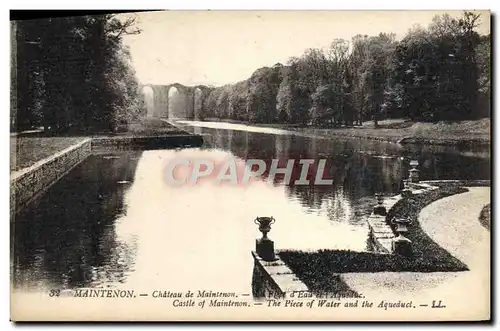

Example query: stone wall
[91,134,204,150]
[366,179,487,255]
[10,138,92,217]
[366,182,440,254]
[251,251,309,299]
[10,133,205,218]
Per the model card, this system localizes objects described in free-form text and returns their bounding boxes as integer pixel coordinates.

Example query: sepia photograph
[9,9,491,322]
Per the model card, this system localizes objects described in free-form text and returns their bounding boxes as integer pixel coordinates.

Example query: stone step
[372,231,394,236]
[371,226,392,231]
[373,234,395,239]
[265,265,295,276]
[370,222,391,229]
[378,238,393,247]
[371,226,391,231]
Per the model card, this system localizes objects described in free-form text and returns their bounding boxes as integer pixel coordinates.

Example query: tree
[246,65,282,123]
[475,34,490,118]
[350,33,396,126]
[392,11,483,121]
[276,61,309,125]
[215,86,230,119]
[228,82,248,121]
[325,39,352,126]
[201,10,488,126]
[13,14,142,133]
[309,84,336,126]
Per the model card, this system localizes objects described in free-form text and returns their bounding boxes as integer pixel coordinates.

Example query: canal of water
[12,121,490,295]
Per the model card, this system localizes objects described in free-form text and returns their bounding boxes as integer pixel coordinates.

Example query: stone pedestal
[373,194,387,216]
[409,168,420,183]
[401,188,413,199]
[409,160,420,183]
[373,205,387,216]
[392,235,412,257]
[256,238,277,261]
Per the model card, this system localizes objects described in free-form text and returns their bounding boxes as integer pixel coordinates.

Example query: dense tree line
[11,14,144,133]
[199,12,490,126]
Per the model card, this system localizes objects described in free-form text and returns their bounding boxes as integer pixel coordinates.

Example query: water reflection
[186,124,489,214]
[12,152,142,290]
[12,122,490,293]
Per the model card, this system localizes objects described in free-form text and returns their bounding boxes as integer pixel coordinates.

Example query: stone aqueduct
[141,83,212,120]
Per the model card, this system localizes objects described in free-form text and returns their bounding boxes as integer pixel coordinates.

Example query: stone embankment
[10,138,92,217]
[91,134,203,150]
[367,182,440,254]
[251,252,308,298]
[11,127,203,217]
[366,162,490,255]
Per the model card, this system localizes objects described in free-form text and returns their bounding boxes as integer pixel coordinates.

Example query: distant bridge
[140,83,212,120]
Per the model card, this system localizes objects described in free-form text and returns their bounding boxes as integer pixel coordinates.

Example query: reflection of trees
[12,151,142,289]
[211,129,278,180]
[288,185,324,211]
[207,128,408,213]
[399,143,490,181]
[325,186,355,223]
[414,150,490,181]
[230,130,248,156]
[195,126,490,224]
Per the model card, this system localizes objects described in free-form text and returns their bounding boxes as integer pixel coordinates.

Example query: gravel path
[419,187,490,270]
[341,187,490,320]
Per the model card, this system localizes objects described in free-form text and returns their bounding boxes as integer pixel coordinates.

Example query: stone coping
[252,251,309,295]
[91,134,204,147]
[11,133,204,182]
[90,134,198,141]
[10,138,92,217]
[366,182,440,254]
[10,138,92,183]
[10,132,203,216]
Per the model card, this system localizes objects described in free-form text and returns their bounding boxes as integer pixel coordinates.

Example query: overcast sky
[121,10,490,87]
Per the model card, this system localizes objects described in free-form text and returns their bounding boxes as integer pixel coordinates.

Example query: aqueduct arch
[140,83,211,120]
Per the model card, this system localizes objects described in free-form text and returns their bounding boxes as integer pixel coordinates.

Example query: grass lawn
[10,117,189,172]
[10,136,86,172]
[112,117,187,137]
[279,183,470,296]
[479,204,491,231]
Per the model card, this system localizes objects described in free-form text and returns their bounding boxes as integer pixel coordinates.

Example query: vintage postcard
[10,10,491,322]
